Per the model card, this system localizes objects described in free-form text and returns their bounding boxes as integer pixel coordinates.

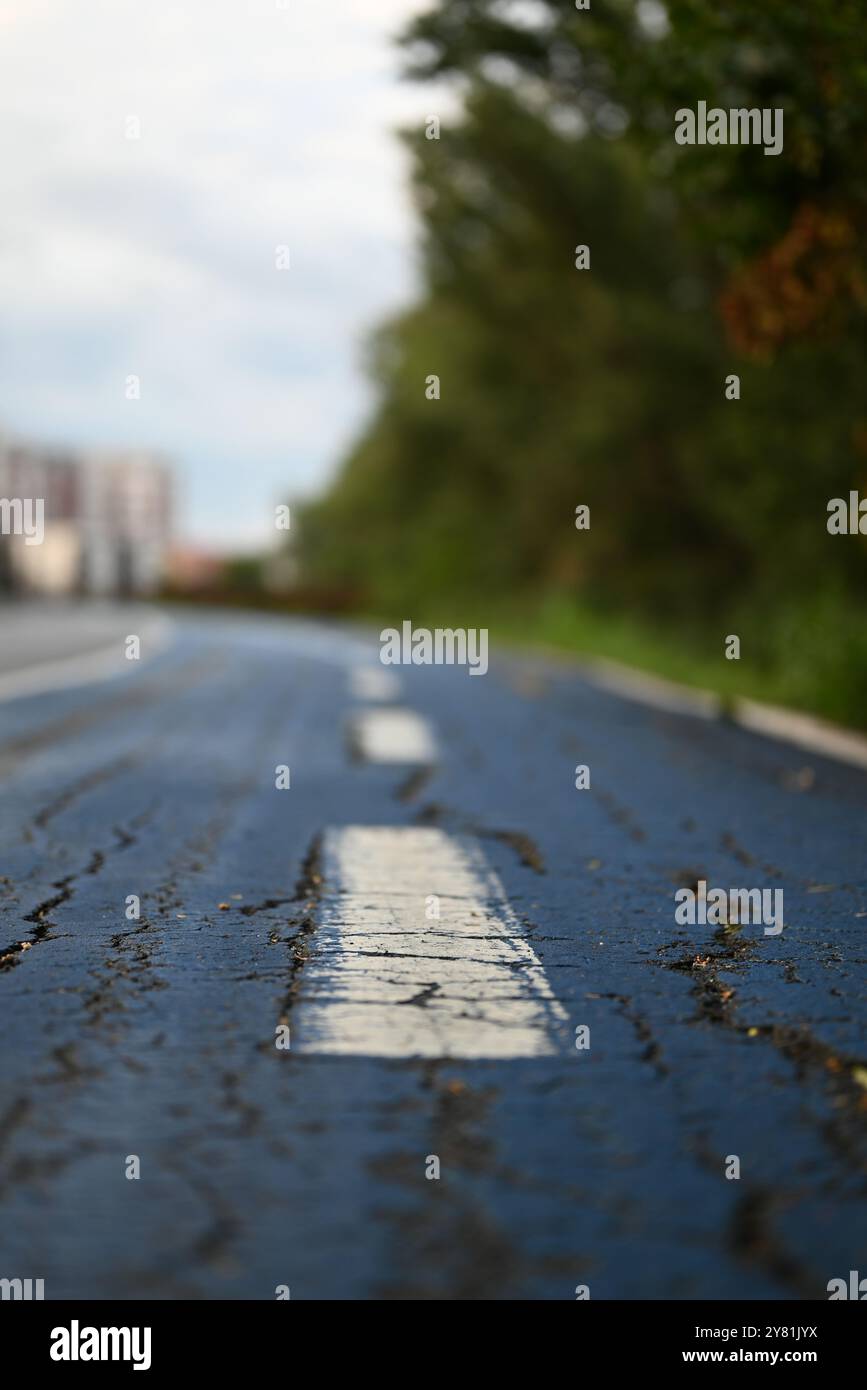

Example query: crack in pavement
[0,805,161,974]
[656,932,867,1175]
[0,652,227,782]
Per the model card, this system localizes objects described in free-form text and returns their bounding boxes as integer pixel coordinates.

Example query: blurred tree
[296,0,867,719]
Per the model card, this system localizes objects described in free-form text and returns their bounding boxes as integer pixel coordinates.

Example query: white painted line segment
[293,827,569,1058]
[351,708,437,763]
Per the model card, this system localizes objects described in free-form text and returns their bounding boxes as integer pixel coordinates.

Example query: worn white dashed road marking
[348,666,402,702]
[293,827,568,1058]
[351,708,437,763]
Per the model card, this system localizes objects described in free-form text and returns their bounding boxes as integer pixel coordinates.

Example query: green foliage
[297,0,867,722]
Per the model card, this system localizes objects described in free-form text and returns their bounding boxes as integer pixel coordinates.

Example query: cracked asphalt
[0,604,866,1299]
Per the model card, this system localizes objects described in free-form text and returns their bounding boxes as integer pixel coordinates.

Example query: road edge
[0,609,176,703]
[577,653,867,772]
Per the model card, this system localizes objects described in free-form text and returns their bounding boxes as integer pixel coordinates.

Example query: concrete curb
[579,654,867,772]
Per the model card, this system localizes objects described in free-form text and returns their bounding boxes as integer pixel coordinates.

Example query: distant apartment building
[0,434,171,596]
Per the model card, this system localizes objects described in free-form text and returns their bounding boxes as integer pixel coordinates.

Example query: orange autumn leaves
[720,202,867,359]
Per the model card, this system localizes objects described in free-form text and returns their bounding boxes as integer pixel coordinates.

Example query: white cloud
[0,0,442,548]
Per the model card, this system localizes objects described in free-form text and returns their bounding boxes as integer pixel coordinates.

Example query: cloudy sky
[0,0,439,548]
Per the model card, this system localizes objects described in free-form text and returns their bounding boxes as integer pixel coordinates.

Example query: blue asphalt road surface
[0,604,865,1300]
